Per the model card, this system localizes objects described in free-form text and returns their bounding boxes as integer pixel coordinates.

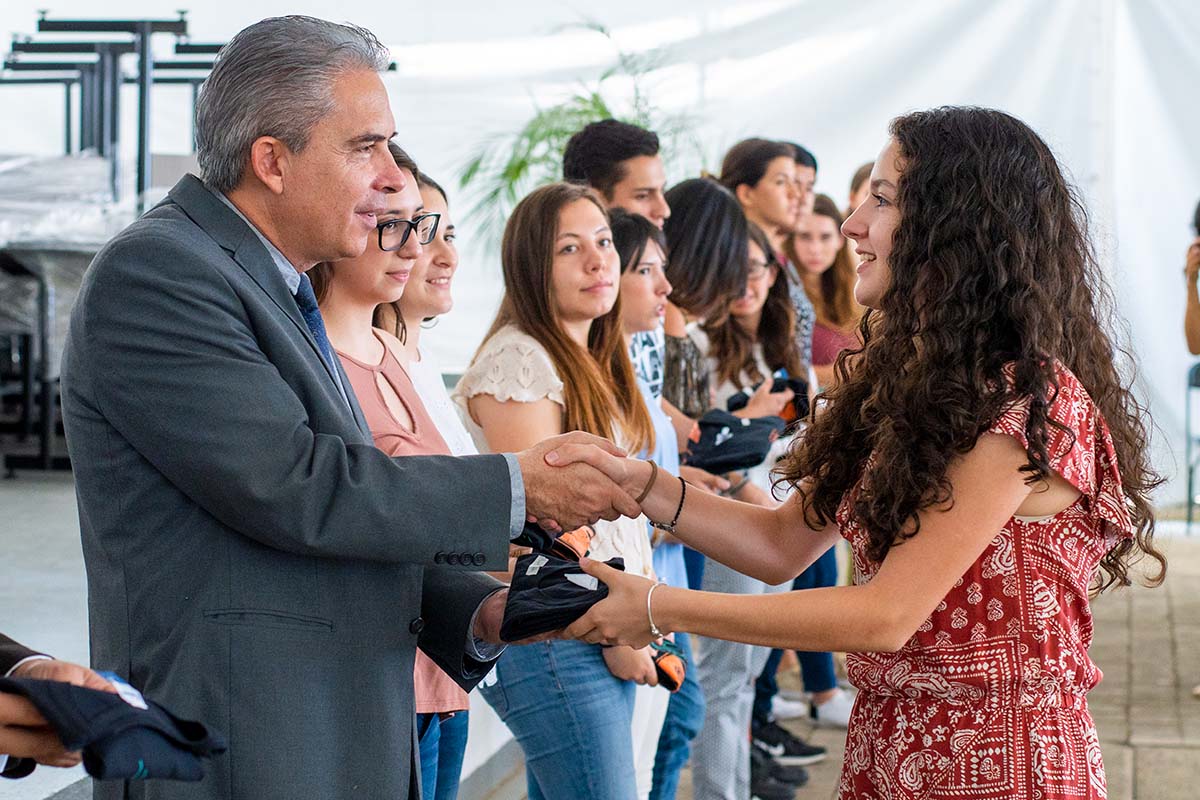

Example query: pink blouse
[338,332,470,715]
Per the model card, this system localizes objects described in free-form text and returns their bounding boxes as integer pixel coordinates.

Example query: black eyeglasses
[377,213,441,252]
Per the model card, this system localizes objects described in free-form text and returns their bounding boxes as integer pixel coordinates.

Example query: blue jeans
[682,547,706,590]
[417,710,469,800]
[479,639,637,800]
[753,545,839,725]
[649,632,705,800]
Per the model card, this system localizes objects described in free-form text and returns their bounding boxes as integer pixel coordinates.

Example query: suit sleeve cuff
[465,590,508,661]
[502,453,526,541]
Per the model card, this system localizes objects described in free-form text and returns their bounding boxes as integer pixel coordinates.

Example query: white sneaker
[770,695,809,720]
[810,688,854,728]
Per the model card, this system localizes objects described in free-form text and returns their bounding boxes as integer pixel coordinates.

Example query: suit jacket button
[434,551,446,565]
[447,553,460,566]
[409,617,425,635]
[473,553,486,566]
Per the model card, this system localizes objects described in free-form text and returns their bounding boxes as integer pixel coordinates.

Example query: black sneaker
[752,741,810,787]
[750,770,796,800]
[752,719,827,766]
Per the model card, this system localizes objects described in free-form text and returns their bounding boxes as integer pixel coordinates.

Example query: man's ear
[247,136,289,195]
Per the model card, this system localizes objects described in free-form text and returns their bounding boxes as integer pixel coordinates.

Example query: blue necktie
[293,273,338,376]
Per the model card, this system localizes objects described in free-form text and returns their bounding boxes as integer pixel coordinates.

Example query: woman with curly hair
[547,106,1164,799]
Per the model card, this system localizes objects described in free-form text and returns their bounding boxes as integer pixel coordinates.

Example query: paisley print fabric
[836,365,1133,799]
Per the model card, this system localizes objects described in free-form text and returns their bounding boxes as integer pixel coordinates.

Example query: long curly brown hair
[780,106,1163,594]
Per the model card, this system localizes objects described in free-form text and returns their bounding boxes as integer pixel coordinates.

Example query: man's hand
[1,659,116,768]
[473,589,559,646]
[517,432,639,529]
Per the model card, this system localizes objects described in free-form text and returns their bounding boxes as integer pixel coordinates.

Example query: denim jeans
[416,710,469,800]
[649,632,705,800]
[753,545,839,725]
[479,639,637,800]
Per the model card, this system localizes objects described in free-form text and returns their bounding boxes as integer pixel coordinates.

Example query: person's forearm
[661,399,695,454]
[1186,284,1200,355]
[632,460,832,583]
[655,581,907,653]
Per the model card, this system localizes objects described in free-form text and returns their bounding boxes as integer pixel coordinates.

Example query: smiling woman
[546,106,1163,800]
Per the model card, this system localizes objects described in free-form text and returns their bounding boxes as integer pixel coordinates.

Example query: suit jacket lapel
[166,175,357,415]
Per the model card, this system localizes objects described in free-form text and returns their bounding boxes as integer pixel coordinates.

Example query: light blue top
[637,378,689,589]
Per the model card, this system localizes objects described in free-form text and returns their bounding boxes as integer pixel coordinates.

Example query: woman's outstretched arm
[545,444,839,584]
[562,432,1035,653]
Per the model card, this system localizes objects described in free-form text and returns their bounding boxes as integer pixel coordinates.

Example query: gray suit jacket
[60,175,511,800]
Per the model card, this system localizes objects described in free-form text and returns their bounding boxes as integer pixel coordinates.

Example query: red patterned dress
[836,365,1133,799]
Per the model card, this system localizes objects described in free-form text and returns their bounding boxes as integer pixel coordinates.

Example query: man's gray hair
[195,16,390,193]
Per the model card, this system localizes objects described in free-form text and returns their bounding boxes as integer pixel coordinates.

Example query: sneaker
[752,741,809,787]
[810,687,855,728]
[770,694,809,720]
[751,719,827,766]
[750,770,797,800]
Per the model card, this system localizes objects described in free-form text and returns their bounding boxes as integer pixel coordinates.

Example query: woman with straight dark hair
[659,177,755,420]
[553,106,1163,799]
[722,139,818,382]
[453,182,661,800]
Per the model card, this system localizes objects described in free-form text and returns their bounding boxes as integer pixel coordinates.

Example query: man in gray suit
[59,15,638,800]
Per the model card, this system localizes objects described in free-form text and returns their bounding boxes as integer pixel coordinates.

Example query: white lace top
[453,325,655,578]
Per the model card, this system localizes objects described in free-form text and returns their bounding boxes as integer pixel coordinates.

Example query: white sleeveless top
[453,325,655,578]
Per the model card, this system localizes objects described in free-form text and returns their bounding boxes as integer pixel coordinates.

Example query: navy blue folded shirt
[501,554,625,641]
[0,677,226,782]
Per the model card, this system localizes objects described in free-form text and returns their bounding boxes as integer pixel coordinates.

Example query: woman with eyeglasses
[452,182,661,800]
[309,143,471,800]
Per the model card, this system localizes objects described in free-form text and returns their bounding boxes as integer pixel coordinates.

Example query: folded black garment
[500,554,625,641]
[511,521,593,561]
[726,376,810,423]
[0,677,227,782]
[684,409,787,474]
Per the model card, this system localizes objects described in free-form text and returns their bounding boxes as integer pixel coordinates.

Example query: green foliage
[458,21,699,246]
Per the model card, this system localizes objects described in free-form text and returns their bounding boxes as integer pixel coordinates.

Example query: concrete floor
[1,472,1198,799]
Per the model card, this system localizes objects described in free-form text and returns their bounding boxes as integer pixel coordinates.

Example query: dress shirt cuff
[465,590,508,662]
[5,655,51,677]
[502,453,526,540]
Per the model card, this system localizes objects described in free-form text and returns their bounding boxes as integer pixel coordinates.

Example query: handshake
[514,431,649,533]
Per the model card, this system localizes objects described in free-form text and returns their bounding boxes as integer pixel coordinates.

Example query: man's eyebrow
[348,132,392,146]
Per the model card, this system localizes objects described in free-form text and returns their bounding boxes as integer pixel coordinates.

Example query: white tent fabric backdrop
[1,0,1199,783]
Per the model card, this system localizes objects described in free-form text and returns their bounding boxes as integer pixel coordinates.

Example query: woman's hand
[600,645,659,686]
[563,558,670,649]
[678,466,730,494]
[1187,237,1200,284]
[734,378,794,419]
